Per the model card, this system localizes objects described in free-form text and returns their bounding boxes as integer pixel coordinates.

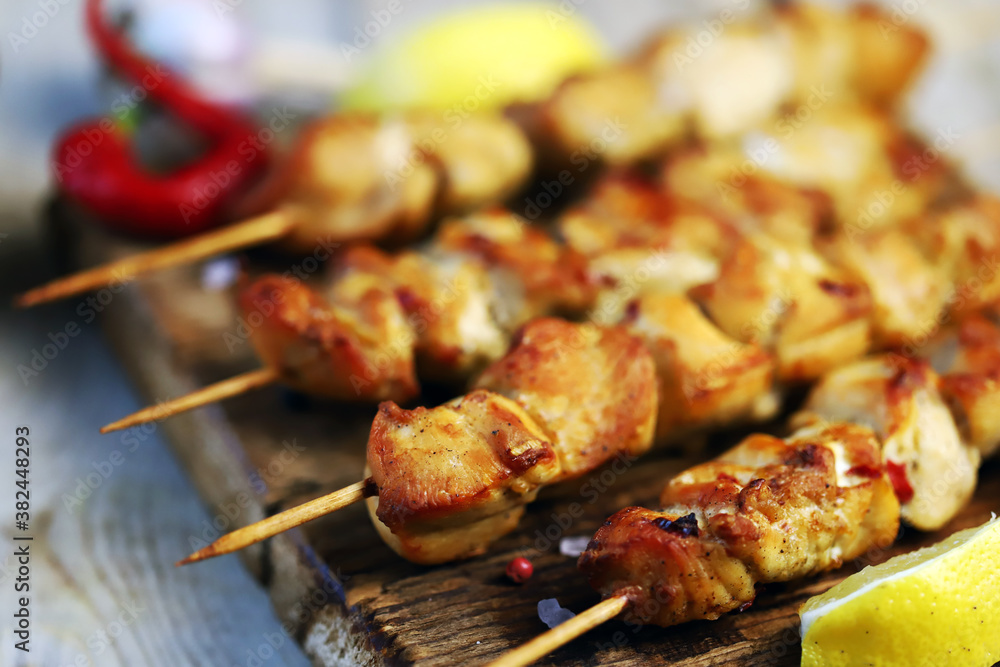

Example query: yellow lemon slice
[800,516,1000,667]
[341,4,606,112]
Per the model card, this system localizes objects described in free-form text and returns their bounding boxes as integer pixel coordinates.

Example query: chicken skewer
[17,111,534,308]
[489,420,901,667]
[180,317,660,565]
[100,209,598,432]
[16,1,929,309]
[488,326,1000,666]
[102,117,992,436]
[175,296,1000,568]
[102,87,957,431]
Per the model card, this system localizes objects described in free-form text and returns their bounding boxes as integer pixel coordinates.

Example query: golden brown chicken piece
[474,318,658,479]
[365,390,560,564]
[794,355,979,531]
[659,146,834,246]
[579,422,900,626]
[264,112,533,252]
[619,294,778,443]
[238,269,418,403]
[926,314,1000,458]
[531,65,682,168]
[822,227,950,348]
[272,115,439,252]
[374,249,510,382]
[558,173,736,308]
[695,232,872,381]
[406,113,534,214]
[776,2,928,108]
[536,2,928,166]
[241,208,602,400]
[909,195,1000,314]
[746,104,950,232]
[365,318,659,564]
[432,209,596,322]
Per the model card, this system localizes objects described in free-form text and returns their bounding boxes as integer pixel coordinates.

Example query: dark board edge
[56,198,380,667]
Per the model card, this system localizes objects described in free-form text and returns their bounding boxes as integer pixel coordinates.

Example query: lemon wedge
[800,516,1000,667]
[341,4,606,112]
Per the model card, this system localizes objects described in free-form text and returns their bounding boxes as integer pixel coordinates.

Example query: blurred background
[1,1,999,665]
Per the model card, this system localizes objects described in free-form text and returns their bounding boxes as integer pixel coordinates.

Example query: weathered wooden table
[61,199,1000,666]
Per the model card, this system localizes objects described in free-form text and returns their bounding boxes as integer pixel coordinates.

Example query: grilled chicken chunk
[910,195,1000,314]
[620,294,778,442]
[822,228,950,348]
[794,356,979,531]
[579,422,899,626]
[660,147,833,247]
[559,173,734,303]
[926,314,1000,458]
[534,65,681,168]
[366,389,559,565]
[432,210,596,322]
[238,270,418,403]
[364,318,659,564]
[274,116,440,252]
[696,232,872,381]
[535,2,927,166]
[474,318,658,479]
[267,112,533,252]
[406,113,533,215]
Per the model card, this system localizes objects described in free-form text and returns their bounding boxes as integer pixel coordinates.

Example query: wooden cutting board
[54,198,1000,666]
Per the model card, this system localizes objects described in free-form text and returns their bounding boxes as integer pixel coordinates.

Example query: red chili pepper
[52,0,271,238]
[506,556,533,584]
[885,460,915,505]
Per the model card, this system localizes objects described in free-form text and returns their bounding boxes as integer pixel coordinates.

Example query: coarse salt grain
[537,598,576,629]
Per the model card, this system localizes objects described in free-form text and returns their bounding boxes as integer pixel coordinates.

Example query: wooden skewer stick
[15,208,296,308]
[100,367,280,434]
[486,595,629,667]
[177,478,376,566]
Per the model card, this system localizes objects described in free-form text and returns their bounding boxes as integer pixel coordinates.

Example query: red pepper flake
[846,464,883,479]
[506,556,533,584]
[886,460,915,504]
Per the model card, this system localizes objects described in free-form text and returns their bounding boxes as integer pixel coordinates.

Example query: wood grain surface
[59,198,1000,667]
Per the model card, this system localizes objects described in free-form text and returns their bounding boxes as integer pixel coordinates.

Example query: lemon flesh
[341,4,606,112]
[800,516,1000,667]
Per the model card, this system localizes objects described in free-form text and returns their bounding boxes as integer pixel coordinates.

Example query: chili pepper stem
[15,209,296,308]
